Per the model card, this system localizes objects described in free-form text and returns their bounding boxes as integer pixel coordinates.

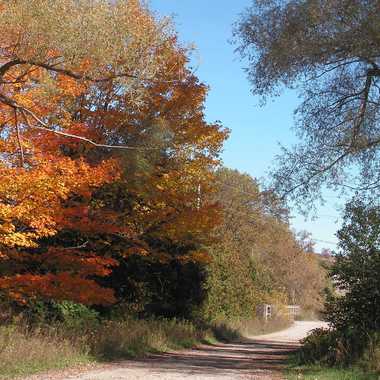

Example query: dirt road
[31,321,327,380]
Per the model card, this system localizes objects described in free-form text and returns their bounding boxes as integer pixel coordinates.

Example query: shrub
[298,327,373,366]
[298,328,339,365]
[360,332,380,373]
[210,322,242,342]
[54,301,100,330]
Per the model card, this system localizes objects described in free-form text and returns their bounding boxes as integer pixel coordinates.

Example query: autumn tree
[235,0,380,207]
[201,168,280,321]
[203,168,327,321]
[260,226,327,312]
[81,48,228,318]
[0,0,180,306]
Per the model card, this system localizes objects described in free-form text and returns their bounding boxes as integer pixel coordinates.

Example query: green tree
[326,200,380,333]
[203,168,326,321]
[235,0,380,206]
[203,168,275,321]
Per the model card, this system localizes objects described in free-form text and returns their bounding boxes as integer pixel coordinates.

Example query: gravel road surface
[25,321,328,380]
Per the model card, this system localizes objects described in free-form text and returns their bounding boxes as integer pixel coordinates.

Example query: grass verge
[286,365,379,380]
[0,319,208,379]
[0,316,292,379]
[0,324,92,379]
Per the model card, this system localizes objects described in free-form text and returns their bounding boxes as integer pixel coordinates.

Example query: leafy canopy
[235,0,380,207]
[0,0,185,306]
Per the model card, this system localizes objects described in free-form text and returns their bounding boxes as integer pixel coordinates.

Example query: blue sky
[150,0,345,252]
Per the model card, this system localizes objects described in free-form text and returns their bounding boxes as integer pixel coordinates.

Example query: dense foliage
[298,200,380,372]
[203,168,326,322]
[0,0,327,328]
[0,0,227,312]
[326,200,380,333]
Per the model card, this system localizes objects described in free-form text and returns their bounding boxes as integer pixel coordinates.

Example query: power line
[313,239,338,246]
[318,214,342,219]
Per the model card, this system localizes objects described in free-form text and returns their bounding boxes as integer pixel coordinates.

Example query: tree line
[0,0,326,324]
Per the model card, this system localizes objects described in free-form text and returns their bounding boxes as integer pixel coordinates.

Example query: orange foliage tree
[0,0,182,306]
[0,0,228,311]
[67,45,229,317]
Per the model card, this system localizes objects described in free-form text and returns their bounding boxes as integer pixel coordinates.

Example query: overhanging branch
[19,108,159,151]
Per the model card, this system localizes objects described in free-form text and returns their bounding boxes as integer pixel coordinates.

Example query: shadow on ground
[113,339,299,378]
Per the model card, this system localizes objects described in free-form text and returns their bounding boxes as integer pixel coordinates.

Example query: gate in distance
[256,304,301,321]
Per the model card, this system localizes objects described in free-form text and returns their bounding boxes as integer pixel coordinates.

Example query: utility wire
[313,239,338,246]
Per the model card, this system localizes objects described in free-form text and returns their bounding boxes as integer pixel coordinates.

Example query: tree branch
[19,107,159,151]
[14,108,24,167]
[280,151,350,199]
[0,57,182,85]
[0,59,22,79]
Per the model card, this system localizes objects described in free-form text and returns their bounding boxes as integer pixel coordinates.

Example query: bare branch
[0,59,22,78]
[14,108,24,167]
[281,151,350,200]
[0,58,182,85]
[19,107,159,151]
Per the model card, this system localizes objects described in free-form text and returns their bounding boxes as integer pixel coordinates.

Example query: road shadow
[114,338,299,378]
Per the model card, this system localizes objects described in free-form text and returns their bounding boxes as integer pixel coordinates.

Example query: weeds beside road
[0,319,205,379]
[0,317,291,379]
[286,365,379,380]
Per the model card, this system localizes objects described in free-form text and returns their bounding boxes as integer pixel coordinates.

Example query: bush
[298,328,339,365]
[360,332,380,373]
[210,322,242,342]
[298,327,378,368]
[54,301,100,330]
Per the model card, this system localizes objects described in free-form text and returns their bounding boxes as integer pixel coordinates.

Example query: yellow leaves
[0,156,120,251]
[0,222,15,235]
[0,232,39,248]
[13,93,36,109]
[178,251,212,265]
[123,247,150,258]
[57,74,87,97]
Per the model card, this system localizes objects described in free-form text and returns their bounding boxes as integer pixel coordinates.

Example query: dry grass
[0,317,293,379]
[0,324,90,379]
[210,316,292,342]
[236,317,293,336]
[89,319,201,360]
[0,319,205,379]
